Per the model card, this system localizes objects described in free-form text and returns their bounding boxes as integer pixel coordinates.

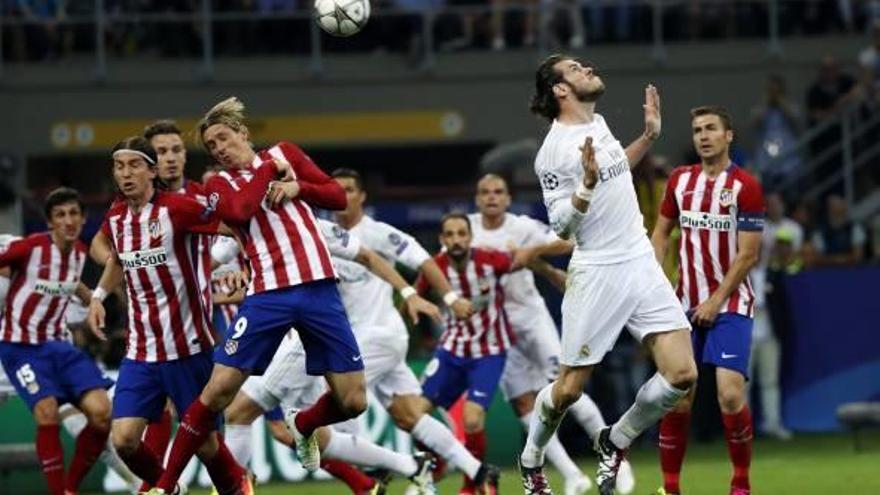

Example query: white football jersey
[334,215,431,339]
[535,115,652,265]
[468,213,557,318]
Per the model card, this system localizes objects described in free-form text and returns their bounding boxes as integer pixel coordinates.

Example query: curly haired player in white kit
[468,174,634,495]
[517,54,698,495]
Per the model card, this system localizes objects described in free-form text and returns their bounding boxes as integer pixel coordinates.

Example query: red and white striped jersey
[205,141,346,295]
[0,233,87,344]
[177,181,215,323]
[101,191,220,362]
[660,164,766,317]
[419,248,516,358]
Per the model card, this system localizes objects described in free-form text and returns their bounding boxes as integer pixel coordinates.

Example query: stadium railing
[0,0,867,81]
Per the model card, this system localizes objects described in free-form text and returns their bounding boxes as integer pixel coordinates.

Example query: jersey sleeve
[277,142,346,210]
[204,164,277,225]
[659,169,682,219]
[487,250,513,276]
[0,236,33,269]
[736,175,766,232]
[168,194,222,235]
[372,222,431,270]
[535,149,585,239]
[318,219,361,261]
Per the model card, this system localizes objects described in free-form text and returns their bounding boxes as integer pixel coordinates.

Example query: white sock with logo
[520,412,583,481]
[225,424,254,468]
[323,430,418,477]
[610,372,687,449]
[520,384,567,468]
[411,414,482,479]
[569,393,607,442]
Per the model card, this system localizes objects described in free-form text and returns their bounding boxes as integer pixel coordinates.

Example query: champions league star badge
[719,188,735,207]
[224,339,239,355]
[541,172,559,190]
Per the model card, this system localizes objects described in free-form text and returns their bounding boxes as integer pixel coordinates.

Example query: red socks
[722,405,753,491]
[202,440,246,495]
[143,408,173,461]
[294,392,352,437]
[36,424,65,495]
[65,424,110,492]
[124,443,165,489]
[462,430,486,488]
[659,411,691,494]
[156,399,217,491]
[320,459,375,493]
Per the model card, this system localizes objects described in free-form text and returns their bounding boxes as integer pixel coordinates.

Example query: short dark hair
[44,187,83,218]
[691,105,734,131]
[143,120,182,141]
[530,54,571,121]
[440,211,471,233]
[331,168,365,192]
[111,135,158,166]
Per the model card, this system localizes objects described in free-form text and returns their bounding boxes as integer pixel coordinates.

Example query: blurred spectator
[541,0,585,49]
[749,193,802,441]
[152,0,201,57]
[806,56,860,186]
[807,194,867,266]
[585,0,632,43]
[751,74,802,191]
[490,0,537,50]
[9,0,68,61]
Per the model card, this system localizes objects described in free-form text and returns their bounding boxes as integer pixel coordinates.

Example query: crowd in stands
[3,0,879,60]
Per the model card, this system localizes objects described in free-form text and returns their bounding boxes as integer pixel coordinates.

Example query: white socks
[610,372,687,449]
[225,423,254,468]
[520,412,583,482]
[569,393,607,442]
[520,384,566,468]
[411,414,481,479]
[323,430,418,477]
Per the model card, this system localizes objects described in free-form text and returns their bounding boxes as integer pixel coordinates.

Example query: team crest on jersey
[224,339,239,355]
[541,172,559,190]
[719,188,735,207]
[579,344,591,358]
[148,219,163,239]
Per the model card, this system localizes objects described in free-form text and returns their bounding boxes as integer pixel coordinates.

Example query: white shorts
[499,308,561,401]
[359,327,422,409]
[241,332,326,412]
[561,252,690,367]
[0,364,15,402]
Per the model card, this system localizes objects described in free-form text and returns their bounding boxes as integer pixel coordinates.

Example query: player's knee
[554,386,582,410]
[717,388,745,414]
[86,398,112,431]
[462,415,484,434]
[32,398,60,426]
[667,362,698,391]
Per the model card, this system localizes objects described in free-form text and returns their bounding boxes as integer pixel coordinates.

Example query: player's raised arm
[625,84,661,169]
[89,230,114,266]
[354,247,442,325]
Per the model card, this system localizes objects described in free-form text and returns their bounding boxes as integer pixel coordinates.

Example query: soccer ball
[313,0,371,37]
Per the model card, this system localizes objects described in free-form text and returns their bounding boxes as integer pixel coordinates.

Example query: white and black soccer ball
[313,0,371,37]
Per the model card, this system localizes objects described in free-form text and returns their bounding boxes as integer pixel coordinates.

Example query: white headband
[112,149,156,165]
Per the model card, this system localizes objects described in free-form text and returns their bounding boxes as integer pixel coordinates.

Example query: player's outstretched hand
[86,299,107,341]
[403,294,443,325]
[644,84,661,140]
[450,298,474,320]
[266,180,301,208]
[579,137,599,189]
[511,246,535,271]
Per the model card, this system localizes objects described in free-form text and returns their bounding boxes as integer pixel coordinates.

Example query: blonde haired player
[518,54,697,495]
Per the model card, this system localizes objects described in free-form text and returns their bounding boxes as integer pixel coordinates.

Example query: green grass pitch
[177,434,880,495]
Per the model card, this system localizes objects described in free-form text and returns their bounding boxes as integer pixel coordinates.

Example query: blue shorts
[691,312,753,378]
[214,280,364,377]
[420,349,506,410]
[213,306,231,336]
[0,341,113,411]
[264,406,284,422]
[113,353,220,429]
